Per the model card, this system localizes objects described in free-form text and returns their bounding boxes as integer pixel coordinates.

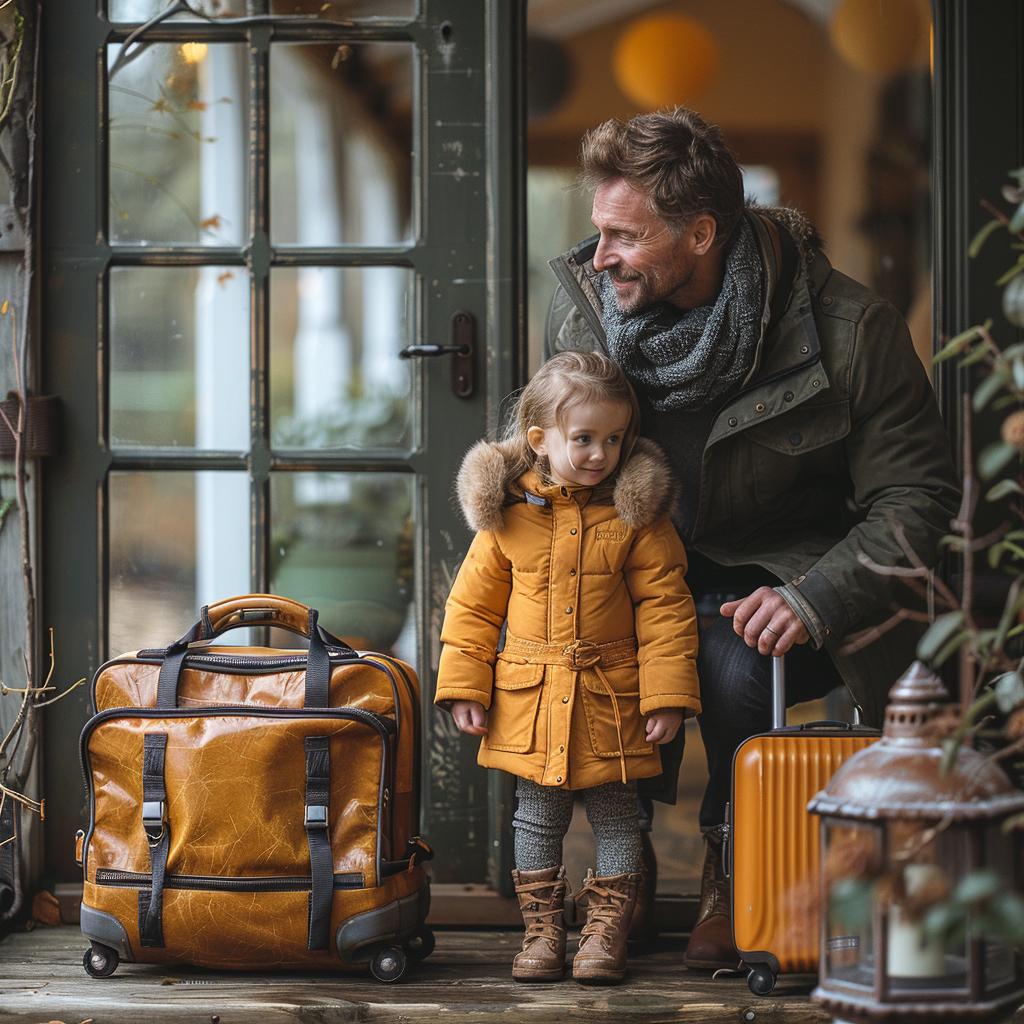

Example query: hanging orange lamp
[828,0,929,77]
[612,14,720,110]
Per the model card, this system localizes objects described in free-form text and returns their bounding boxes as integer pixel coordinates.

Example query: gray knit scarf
[599,218,764,411]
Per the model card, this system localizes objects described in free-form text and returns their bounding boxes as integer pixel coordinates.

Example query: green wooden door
[40,0,523,894]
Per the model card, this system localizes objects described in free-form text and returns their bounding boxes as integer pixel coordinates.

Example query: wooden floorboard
[0,924,834,1024]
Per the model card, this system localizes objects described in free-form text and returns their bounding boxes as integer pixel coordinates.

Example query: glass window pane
[270,266,414,450]
[110,1,249,20]
[108,42,247,245]
[270,0,415,21]
[109,471,251,656]
[270,43,413,247]
[270,472,415,661]
[110,266,250,449]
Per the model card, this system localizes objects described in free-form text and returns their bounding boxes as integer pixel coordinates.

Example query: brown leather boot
[511,866,568,982]
[683,825,740,970]
[572,870,639,984]
[627,829,657,943]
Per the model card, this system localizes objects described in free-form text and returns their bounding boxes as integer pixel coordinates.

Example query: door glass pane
[110,266,250,449]
[270,0,416,21]
[270,43,413,247]
[109,471,251,656]
[109,1,249,20]
[270,266,414,449]
[108,41,247,245]
[270,471,415,662]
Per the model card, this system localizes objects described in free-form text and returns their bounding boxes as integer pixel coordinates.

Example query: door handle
[398,310,476,399]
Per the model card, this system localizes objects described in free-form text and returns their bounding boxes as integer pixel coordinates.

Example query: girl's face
[527,397,632,488]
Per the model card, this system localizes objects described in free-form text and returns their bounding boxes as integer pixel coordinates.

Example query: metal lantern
[809,662,1024,1022]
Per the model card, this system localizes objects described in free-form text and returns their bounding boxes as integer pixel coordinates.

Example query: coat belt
[499,636,639,784]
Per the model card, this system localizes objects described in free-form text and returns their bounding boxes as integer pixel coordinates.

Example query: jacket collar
[455,437,678,534]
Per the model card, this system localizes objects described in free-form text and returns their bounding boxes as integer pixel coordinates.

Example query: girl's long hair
[501,350,641,485]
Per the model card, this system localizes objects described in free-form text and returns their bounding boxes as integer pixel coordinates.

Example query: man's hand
[450,700,488,736]
[645,708,683,745]
[721,586,810,655]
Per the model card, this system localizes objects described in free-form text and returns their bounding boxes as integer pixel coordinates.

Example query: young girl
[435,351,700,985]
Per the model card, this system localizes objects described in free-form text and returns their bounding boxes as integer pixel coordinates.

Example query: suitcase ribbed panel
[733,733,877,973]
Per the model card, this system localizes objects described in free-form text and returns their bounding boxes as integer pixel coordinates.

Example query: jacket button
[569,568,576,576]
[812,380,820,387]
[559,745,564,753]
[784,391,794,402]
[570,528,577,535]
[790,432,803,446]
[755,403,765,413]
[556,776,563,783]
[821,295,833,306]
[560,486,568,497]
[728,417,737,427]
[562,696,569,704]
[566,606,573,614]
[800,346,809,354]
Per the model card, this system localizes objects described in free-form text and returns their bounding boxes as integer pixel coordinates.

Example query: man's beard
[607,261,694,314]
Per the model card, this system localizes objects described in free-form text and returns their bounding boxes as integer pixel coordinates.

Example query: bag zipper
[95,869,365,892]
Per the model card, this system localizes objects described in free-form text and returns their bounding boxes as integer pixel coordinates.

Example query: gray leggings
[513,777,642,877]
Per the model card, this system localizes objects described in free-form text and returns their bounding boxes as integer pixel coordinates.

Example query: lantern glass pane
[885,823,969,996]
[983,823,1018,994]
[824,822,877,989]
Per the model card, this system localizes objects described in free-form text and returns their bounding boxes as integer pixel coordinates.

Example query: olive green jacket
[544,208,961,726]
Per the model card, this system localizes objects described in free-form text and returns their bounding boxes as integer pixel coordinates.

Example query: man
[544,108,961,969]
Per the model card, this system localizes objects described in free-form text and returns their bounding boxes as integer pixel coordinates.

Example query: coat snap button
[821,295,833,306]
[569,568,576,576]
[784,391,794,402]
[559,745,564,753]
[790,432,803,446]
[556,776,563,783]
[566,606,572,614]
[728,417,737,427]
[570,527,577,535]
[756,403,765,413]
[800,345,809,354]
[812,380,820,387]
[562,696,569,704]
[560,486,568,497]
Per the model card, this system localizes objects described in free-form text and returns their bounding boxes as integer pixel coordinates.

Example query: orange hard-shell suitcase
[726,656,879,995]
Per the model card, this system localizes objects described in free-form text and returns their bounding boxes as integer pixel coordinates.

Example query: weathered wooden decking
[0,924,834,1024]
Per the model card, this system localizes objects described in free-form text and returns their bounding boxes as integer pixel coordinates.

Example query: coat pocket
[486,661,545,753]
[579,665,652,758]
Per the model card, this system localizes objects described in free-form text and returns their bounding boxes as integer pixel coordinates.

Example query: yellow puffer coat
[435,438,700,791]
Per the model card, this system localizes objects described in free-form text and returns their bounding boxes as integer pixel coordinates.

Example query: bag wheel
[402,927,435,961]
[746,964,776,995]
[83,943,119,978]
[370,945,406,982]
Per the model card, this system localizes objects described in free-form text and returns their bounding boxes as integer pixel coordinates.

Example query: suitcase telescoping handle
[156,594,355,710]
[771,654,786,731]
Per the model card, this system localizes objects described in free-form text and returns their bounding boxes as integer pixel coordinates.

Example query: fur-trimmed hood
[455,436,677,535]
[748,204,822,270]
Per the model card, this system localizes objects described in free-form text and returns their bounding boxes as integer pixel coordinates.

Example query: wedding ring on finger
[762,625,780,636]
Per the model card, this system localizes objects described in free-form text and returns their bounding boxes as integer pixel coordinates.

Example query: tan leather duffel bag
[78,594,432,981]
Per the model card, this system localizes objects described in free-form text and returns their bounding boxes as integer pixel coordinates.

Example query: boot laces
[579,878,629,946]
[519,877,569,940]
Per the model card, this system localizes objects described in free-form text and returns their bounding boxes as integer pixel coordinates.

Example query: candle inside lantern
[886,863,946,978]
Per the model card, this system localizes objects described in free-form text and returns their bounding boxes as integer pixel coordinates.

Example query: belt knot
[562,640,601,669]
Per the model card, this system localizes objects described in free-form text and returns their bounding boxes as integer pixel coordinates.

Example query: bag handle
[156,594,355,709]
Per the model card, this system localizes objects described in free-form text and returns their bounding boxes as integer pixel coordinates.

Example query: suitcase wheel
[370,945,407,982]
[83,943,120,979]
[402,927,435,961]
[746,964,776,996]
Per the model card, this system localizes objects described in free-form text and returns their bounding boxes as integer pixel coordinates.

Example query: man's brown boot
[511,866,568,982]
[627,830,657,943]
[682,825,740,970]
[572,869,640,984]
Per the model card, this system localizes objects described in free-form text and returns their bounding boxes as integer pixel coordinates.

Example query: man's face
[591,179,704,313]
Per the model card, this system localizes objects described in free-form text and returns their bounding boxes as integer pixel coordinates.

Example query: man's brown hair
[579,107,745,245]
